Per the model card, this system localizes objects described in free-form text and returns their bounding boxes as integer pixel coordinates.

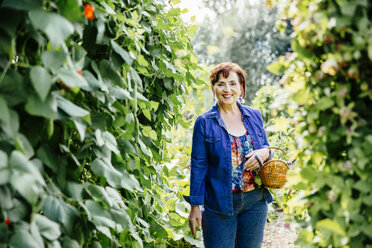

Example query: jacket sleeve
[183,116,209,206]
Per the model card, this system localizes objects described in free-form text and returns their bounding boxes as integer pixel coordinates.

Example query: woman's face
[211,71,243,106]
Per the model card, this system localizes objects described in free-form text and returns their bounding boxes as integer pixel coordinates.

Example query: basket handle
[266,147,292,168]
[266,146,287,154]
[255,155,263,167]
[267,147,298,167]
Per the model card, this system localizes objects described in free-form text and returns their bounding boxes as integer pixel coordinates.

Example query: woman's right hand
[188,205,202,237]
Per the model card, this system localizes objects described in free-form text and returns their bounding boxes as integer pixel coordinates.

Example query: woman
[183,62,273,248]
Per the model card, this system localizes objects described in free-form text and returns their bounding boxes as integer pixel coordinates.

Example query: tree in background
[193,0,292,103]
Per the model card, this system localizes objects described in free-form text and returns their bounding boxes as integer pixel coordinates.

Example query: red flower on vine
[5,218,10,226]
[84,4,95,20]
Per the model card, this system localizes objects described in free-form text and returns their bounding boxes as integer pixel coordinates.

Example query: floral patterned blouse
[229,131,258,192]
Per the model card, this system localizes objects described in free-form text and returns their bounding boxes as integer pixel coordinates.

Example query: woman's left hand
[244,148,270,171]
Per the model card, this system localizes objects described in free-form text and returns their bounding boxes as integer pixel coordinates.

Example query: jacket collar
[206,101,250,119]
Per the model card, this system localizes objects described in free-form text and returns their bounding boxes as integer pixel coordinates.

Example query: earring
[212,98,216,103]
[238,97,243,102]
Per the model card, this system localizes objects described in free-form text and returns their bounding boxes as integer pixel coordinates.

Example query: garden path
[263,210,299,248]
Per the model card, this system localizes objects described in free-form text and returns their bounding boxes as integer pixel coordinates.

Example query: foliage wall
[0,0,200,247]
[269,0,372,247]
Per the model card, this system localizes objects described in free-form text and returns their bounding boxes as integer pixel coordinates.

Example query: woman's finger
[245,156,256,166]
[244,160,259,171]
[189,219,196,236]
[197,216,202,229]
[245,151,255,159]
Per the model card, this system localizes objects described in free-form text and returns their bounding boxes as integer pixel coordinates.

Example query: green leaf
[66,181,84,201]
[110,208,133,229]
[363,224,372,239]
[11,173,40,205]
[35,214,61,241]
[353,180,371,193]
[137,55,149,67]
[101,2,116,14]
[25,93,57,119]
[102,131,120,155]
[0,70,26,107]
[167,8,181,16]
[130,67,143,89]
[83,70,106,91]
[91,158,122,188]
[29,10,74,47]
[150,101,159,111]
[73,119,86,142]
[291,39,314,59]
[15,133,35,159]
[368,44,372,61]
[317,97,334,111]
[121,169,141,192]
[56,0,83,22]
[37,145,58,173]
[169,213,185,227]
[186,24,198,38]
[118,138,136,155]
[184,235,203,247]
[0,96,10,125]
[2,0,42,10]
[267,60,285,76]
[0,185,13,209]
[56,94,90,117]
[9,151,44,205]
[91,158,139,191]
[49,241,62,248]
[30,66,54,101]
[337,0,357,16]
[0,150,8,168]
[84,200,116,228]
[10,231,41,248]
[316,218,346,236]
[62,238,80,248]
[99,60,124,86]
[109,85,133,100]
[41,50,67,71]
[149,221,168,239]
[175,202,189,218]
[85,184,113,207]
[106,187,127,211]
[111,40,133,66]
[42,196,79,234]
[300,166,317,181]
[363,194,372,206]
[56,68,88,88]
[7,198,28,222]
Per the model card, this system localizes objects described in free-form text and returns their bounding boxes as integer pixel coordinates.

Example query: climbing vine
[0,0,200,247]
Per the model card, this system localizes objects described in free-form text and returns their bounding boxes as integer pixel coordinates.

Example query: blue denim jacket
[183,102,273,215]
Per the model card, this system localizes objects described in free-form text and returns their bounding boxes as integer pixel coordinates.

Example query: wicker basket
[256,147,291,189]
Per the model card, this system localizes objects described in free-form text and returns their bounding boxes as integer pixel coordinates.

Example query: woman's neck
[217,102,240,115]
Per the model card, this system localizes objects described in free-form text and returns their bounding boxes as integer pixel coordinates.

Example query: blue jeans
[201,188,268,248]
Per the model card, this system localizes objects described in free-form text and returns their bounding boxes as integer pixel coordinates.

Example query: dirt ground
[263,210,299,248]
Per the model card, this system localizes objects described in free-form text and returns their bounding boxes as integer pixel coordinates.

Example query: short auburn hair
[209,62,247,98]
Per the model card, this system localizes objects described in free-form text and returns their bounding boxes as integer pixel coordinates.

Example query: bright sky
[175,0,215,24]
